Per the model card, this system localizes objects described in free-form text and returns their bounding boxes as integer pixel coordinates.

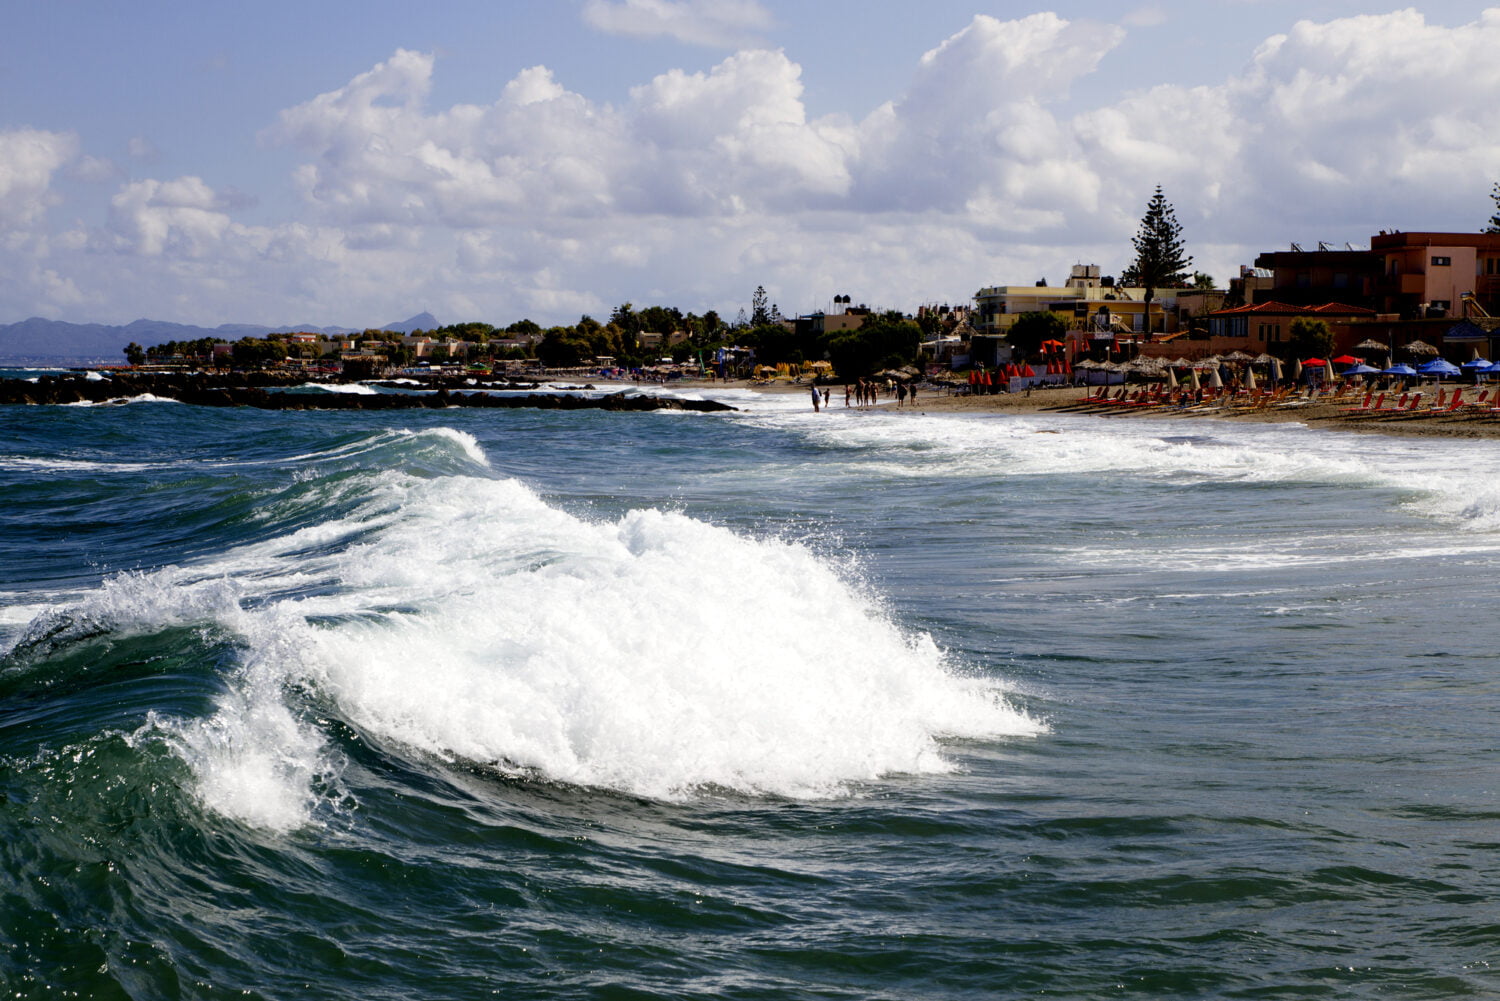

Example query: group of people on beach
[810,379,920,411]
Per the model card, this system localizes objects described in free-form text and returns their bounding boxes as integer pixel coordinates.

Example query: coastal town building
[1252,244,1382,309]
[1369,231,1500,318]
[1252,232,1500,319]
[1202,301,1375,352]
[791,302,869,340]
[1229,266,1275,306]
[636,329,691,350]
[973,265,1170,340]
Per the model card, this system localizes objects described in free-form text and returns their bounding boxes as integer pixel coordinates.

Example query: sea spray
[10,427,1042,829]
[282,493,1042,804]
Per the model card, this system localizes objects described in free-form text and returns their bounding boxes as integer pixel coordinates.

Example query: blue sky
[3,2,1497,327]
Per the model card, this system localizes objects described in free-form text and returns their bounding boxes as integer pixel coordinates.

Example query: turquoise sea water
[2,388,1499,999]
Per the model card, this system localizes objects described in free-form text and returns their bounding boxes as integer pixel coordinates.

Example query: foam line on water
[762,410,1500,532]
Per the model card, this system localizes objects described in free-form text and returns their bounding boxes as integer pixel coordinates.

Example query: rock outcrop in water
[0,372,737,413]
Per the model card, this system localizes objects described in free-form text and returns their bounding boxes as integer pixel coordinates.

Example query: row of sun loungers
[1067,383,1500,421]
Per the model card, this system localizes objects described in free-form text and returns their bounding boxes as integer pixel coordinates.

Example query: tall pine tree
[1128,185,1192,333]
[751,285,771,326]
[1485,182,1500,234]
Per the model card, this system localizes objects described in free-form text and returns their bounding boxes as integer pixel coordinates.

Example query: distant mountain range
[0,312,439,364]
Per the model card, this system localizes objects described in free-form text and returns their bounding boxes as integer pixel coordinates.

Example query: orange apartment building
[1254,231,1500,320]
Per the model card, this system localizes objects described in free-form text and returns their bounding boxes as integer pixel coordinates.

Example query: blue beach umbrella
[1380,363,1418,376]
[1341,363,1380,376]
[1417,358,1461,377]
[1462,356,1494,382]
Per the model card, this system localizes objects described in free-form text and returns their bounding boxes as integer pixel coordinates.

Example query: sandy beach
[711,378,1500,439]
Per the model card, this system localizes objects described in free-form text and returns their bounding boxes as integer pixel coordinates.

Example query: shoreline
[706,377,1500,439]
[8,368,1500,438]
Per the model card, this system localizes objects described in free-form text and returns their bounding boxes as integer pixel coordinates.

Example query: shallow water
[2,394,1498,998]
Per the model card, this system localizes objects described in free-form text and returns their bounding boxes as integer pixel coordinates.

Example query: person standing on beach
[810,385,821,412]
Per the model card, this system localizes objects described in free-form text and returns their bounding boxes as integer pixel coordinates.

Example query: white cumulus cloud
[0,129,79,230]
[12,8,1500,328]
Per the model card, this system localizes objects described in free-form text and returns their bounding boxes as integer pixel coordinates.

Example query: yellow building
[973,266,1171,340]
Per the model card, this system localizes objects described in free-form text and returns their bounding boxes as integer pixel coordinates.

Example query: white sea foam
[762,409,1500,533]
[281,489,1039,803]
[22,427,1039,830]
[57,393,182,407]
[297,382,378,395]
[0,456,169,473]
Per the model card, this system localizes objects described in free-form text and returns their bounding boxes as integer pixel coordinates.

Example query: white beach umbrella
[1167,367,1178,389]
[1190,368,1201,391]
[1245,365,1257,391]
[1209,366,1223,390]
[1270,357,1284,383]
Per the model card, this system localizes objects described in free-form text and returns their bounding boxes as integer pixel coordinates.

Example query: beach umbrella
[1167,367,1178,389]
[1380,363,1418,376]
[1270,357,1284,382]
[1330,354,1360,365]
[1190,368,1200,391]
[1245,366,1257,391]
[1209,366,1223,389]
[1342,363,1380,376]
[1292,358,1303,382]
[1403,339,1439,357]
[1461,356,1492,371]
[1417,358,1461,379]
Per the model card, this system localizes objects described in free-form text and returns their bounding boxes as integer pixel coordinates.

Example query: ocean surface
[2,385,1498,999]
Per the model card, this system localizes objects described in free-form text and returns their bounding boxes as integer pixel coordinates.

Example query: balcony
[1374,273,1426,295]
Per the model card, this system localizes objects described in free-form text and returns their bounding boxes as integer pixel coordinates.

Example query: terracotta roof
[1209,300,1376,317]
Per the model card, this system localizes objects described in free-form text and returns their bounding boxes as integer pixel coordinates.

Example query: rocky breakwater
[0,372,736,413]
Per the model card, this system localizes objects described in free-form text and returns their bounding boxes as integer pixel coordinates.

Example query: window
[1432,256,1451,267]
